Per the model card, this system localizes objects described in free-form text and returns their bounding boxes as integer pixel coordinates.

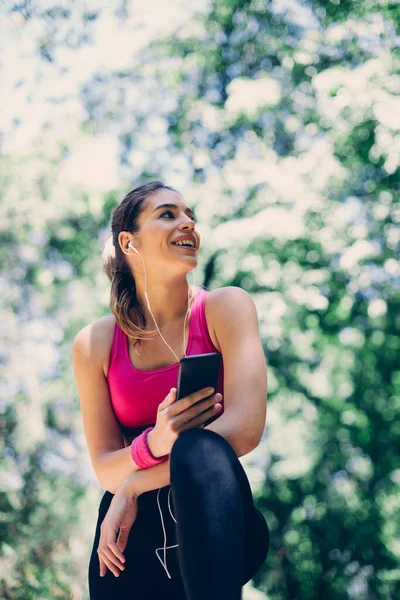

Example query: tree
[1,1,399,598]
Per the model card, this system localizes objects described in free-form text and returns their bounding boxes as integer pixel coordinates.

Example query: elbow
[231,434,259,458]
[93,450,131,494]
[104,483,118,495]
[94,461,119,495]
[240,437,259,457]
[97,472,117,495]
[244,428,265,455]
[234,420,266,457]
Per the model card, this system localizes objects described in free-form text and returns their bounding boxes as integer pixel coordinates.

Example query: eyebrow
[152,203,195,216]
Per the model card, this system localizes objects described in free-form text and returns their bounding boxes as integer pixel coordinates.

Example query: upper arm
[210,286,267,450]
[72,322,125,477]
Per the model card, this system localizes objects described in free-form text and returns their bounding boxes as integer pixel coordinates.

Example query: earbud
[128,241,139,255]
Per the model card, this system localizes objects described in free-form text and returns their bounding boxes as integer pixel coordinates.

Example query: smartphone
[176,352,222,427]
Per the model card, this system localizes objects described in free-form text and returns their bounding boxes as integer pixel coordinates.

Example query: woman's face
[133,189,201,269]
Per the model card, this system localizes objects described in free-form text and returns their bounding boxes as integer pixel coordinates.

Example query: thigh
[88,490,188,600]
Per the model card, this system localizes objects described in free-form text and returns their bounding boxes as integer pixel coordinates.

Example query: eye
[161,210,196,222]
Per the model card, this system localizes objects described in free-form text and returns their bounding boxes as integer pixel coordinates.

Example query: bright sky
[1,0,397,266]
[1,0,209,154]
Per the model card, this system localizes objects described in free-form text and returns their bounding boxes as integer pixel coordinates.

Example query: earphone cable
[136,249,195,362]
[155,488,179,579]
[130,243,196,579]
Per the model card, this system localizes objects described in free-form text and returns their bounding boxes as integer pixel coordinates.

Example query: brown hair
[102,180,179,349]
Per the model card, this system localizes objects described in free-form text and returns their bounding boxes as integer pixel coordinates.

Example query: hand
[147,386,223,458]
[97,482,139,578]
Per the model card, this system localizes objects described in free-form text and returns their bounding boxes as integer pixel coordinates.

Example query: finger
[108,540,126,564]
[172,386,216,417]
[98,531,109,576]
[99,556,107,577]
[158,387,177,410]
[102,545,126,572]
[174,394,219,425]
[180,403,222,432]
[105,545,126,571]
[100,552,123,578]
[192,386,216,404]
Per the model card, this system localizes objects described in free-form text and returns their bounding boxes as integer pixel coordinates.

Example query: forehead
[145,189,191,210]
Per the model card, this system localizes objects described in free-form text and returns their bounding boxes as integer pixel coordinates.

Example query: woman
[72,180,270,600]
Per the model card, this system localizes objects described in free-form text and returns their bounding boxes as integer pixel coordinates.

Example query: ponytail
[101,233,156,349]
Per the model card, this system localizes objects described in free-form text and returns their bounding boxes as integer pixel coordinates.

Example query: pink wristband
[130,427,169,469]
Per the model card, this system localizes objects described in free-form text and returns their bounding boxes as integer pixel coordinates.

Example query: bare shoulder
[72,313,116,376]
[205,286,257,351]
[206,286,255,313]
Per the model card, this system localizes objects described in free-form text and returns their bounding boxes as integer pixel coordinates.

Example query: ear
[118,232,136,255]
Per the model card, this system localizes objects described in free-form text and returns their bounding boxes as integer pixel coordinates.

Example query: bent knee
[170,428,236,473]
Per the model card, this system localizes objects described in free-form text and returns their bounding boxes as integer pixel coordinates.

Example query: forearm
[125,458,171,496]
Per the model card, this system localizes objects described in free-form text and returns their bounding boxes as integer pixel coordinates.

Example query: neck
[134,275,196,330]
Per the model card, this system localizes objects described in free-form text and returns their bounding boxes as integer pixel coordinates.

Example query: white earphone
[125,235,196,578]
[128,241,139,255]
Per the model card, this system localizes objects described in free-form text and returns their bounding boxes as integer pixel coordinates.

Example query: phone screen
[176,353,222,426]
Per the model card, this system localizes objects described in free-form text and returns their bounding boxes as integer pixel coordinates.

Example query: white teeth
[173,240,195,247]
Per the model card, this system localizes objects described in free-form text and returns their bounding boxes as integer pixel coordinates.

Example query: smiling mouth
[171,243,197,251]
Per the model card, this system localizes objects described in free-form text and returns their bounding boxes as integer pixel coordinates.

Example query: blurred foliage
[1,0,399,598]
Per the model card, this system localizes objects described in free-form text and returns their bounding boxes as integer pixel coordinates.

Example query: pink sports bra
[107,287,224,429]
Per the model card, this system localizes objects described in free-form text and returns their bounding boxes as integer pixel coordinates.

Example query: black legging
[88,428,270,599]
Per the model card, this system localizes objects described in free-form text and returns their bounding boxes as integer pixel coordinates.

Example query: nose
[179,216,195,230]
